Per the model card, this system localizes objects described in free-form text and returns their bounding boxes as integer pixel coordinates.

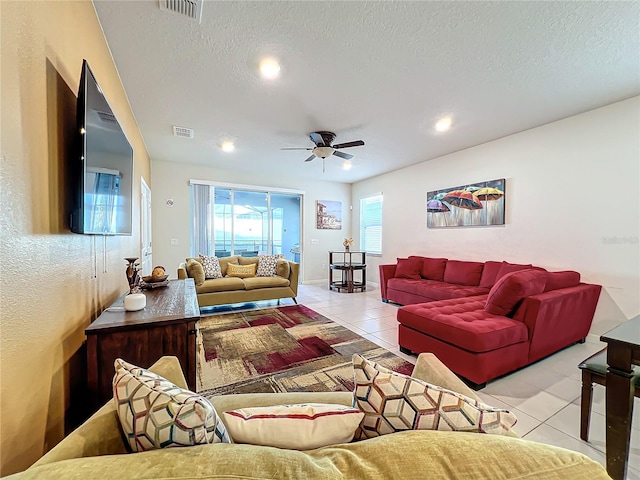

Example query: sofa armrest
[177,262,188,280]
[514,283,602,362]
[378,264,397,301]
[288,261,299,297]
[31,356,188,467]
[411,353,481,402]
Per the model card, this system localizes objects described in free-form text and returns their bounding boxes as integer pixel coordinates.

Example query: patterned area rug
[196,305,413,397]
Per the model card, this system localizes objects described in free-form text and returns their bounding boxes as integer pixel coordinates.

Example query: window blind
[360,194,383,254]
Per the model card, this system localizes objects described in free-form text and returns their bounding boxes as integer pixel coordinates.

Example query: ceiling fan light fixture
[435,117,452,132]
[313,146,335,158]
[259,58,281,79]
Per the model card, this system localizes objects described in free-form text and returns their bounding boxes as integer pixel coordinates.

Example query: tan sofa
[8,355,608,479]
[177,256,299,308]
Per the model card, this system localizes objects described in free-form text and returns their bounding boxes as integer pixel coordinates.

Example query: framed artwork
[427,179,505,228]
[316,200,342,230]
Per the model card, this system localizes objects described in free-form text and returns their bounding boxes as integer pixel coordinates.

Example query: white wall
[352,97,640,333]
[151,161,351,282]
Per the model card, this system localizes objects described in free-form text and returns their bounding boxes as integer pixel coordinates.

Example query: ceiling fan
[281,132,365,171]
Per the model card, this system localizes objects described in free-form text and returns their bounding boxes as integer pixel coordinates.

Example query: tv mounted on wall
[70,60,133,235]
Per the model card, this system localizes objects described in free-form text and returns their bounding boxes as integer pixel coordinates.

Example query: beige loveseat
[177,256,299,308]
[9,355,608,479]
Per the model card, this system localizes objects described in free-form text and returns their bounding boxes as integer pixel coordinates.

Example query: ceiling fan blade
[309,132,325,146]
[304,154,316,162]
[333,150,353,160]
[281,147,313,150]
[332,140,365,149]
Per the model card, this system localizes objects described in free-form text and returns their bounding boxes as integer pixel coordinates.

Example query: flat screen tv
[70,60,133,235]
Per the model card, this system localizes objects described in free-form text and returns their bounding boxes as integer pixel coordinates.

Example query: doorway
[140,178,152,275]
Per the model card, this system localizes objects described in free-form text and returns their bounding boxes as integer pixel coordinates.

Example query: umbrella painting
[427,179,505,228]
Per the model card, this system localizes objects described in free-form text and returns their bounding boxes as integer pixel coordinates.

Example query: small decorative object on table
[123,257,145,311]
[343,237,353,252]
[141,265,169,289]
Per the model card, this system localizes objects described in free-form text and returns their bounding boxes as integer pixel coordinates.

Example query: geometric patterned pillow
[112,359,230,452]
[256,254,282,277]
[199,254,222,279]
[351,354,517,440]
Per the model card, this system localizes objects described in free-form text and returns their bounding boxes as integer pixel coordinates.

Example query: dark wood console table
[329,251,366,293]
[600,315,640,480]
[86,278,200,407]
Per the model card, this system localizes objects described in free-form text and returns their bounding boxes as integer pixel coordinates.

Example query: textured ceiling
[93,1,640,183]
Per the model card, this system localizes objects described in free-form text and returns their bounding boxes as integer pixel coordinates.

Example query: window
[360,194,383,254]
[190,182,302,264]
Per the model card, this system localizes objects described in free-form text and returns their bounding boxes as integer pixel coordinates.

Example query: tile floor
[203,283,640,478]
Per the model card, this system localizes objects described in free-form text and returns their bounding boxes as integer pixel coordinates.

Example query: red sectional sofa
[379,256,602,388]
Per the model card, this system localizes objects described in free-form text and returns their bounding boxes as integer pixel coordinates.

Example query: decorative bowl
[142,274,169,283]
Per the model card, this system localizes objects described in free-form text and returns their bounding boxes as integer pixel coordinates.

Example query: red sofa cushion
[544,271,581,292]
[398,297,528,353]
[443,260,485,286]
[388,278,424,295]
[411,256,447,281]
[395,257,422,279]
[485,270,547,316]
[479,261,533,288]
[414,281,489,301]
[478,261,502,288]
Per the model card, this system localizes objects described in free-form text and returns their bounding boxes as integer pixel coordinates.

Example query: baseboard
[300,279,326,286]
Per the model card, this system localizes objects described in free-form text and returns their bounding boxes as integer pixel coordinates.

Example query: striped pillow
[223,403,363,450]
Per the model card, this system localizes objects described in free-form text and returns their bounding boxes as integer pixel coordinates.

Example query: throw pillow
[223,403,364,450]
[112,359,230,452]
[544,270,580,292]
[352,354,517,440]
[412,257,447,281]
[226,263,257,278]
[276,259,291,278]
[485,269,547,316]
[186,259,205,285]
[256,254,280,277]
[394,257,422,280]
[199,254,223,279]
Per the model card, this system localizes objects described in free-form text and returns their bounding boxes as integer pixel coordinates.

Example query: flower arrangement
[343,238,353,251]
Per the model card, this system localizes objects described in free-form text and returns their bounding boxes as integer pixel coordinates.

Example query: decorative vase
[124,257,140,294]
[124,293,146,311]
[345,245,350,252]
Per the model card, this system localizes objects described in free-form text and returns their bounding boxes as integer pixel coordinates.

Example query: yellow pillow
[186,259,205,285]
[226,263,256,278]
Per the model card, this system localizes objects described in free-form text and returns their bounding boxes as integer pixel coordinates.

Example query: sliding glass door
[191,184,302,264]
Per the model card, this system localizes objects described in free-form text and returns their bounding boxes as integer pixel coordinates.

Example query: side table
[600,315,640,480]
[85,278,200,408]
[329,251,366,293]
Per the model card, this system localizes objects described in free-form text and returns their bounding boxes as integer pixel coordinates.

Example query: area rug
[196,304,413,397]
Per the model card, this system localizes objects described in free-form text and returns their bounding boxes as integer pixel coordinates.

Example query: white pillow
[113,359,230,451]
[352,354,517,439]
[223,403,364,450]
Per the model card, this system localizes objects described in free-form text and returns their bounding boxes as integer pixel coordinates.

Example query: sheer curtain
[190,183,212,257]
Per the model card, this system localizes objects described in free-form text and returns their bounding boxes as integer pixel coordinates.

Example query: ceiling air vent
[173,125,194,139]
[159,0,203,23]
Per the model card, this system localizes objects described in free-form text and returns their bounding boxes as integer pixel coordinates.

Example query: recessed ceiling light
[221,141,235,152]
[259,58,281,79]
[343,160,352,170]
[435,117,452,132]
